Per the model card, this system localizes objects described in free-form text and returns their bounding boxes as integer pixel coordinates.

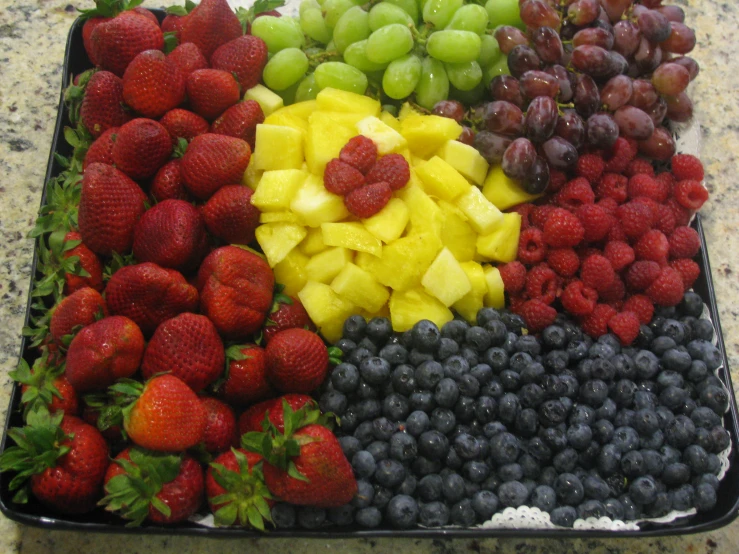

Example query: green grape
[300,7,333,44]
[445,60,482,91]
[295,74,320,102]
[366,24,414,64]
[422,0,463,29]
[382,104,399,116]
[415,56,449,110]
[326,39,336,51]
[482,55,511,85]
[477,34,501,68]
[251,16,305,53]
[450,82,485,105]
[333,6,370,54]
[485,0,523,28]
[263,48,309,91]
[314,61,369,94]
[426,30,481,63]
[344,40,389,72]
[323,0,356,29]
[369,2,413,31]
[385,0,419,24]
[276,80,301,105]
[445,4,488,35]
[383,54,422,99]
[300,0,320,15]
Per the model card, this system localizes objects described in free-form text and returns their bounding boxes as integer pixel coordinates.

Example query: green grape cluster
[253,0,524,109]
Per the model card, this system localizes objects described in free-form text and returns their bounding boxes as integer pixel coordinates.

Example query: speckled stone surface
[0,0,738,552]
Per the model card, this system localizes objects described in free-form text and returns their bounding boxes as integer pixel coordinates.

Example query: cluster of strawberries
[498,137,708,346]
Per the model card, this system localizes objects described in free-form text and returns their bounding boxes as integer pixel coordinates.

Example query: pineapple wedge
[299,227,327,256]
[380,111,401,132]
[242,160,263,190]
[438,200,477,262]
[397,180,443,237]
[400,114,462,159]
[321,222,382,257]
[290,174,349,227]
[437,140,489,186]
[298,281,355,343]
[305,112,358,175]
[259,212,303,224]
[244,84,283,116]
[273,250,310,296]
[398,102,421,121]
[455,186,504,234]
[482,164,543,210]
[252,124,304,170]
[483,265,506,309]
[421,247,472,306]
[389,288,454,332]
[255,223,307,267]
[305,247,352,283]
[331,262,390,313]
[251,169,308,211]
[356,116,408,155]
[263,112,309,135]
[271,100,318,121]
[316,88,381,117]
[362,198,409,243]
[367,232,442,291]
[414,156,472,202]
[476,213,522,262]
[453,261,487,322]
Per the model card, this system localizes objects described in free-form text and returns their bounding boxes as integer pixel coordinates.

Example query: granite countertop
[1,0,738,552]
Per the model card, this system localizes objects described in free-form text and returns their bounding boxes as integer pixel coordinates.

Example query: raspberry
[576,153,606,184]
[508,294,528,315]
[645,266,685,306]
[547,248,580,277]
[518,227,548,264]
[608,311,641,345]
[555,178,595,210]
[668,226,701,259]
[580,254,615,293]
[344,182,392,218]
[597,197,619,217]
[607,221,628,242]
[634,230,670,262]
[599,274,625,303]
[616,201,653,238]
[671,153,704,181]
[577,246,602,261]
[365,153,410,191]
[499,261,527,294]
[655,171,675,195]
[625,261,661,291]
[670,258,701,291]
[627,174,667,202]
[622,294,655,325]
[339,135,377,174]
[604,137,636,173]
[581,304,618,338]
[560,280,598,316]
[549,169,568,192]
[673,180,708,210]
[543,208,585,248]
[666,197,692,226]
[596,173,628,203]
[624,158,655,177]
[631,196,660,226]
[519,299,558,333]
[323,159,365,195]
[654,203,677,235]
[576,204,612,242]
[531,205,557,229]
[525,264,559,304]
[604,241,635,271]
[510,203,536,231]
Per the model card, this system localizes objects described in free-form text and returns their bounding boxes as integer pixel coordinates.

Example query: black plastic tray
[1,10,738,538]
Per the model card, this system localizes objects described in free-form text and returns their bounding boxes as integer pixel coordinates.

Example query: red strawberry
[181,134,251,200]
[265,329,328,394]
[82,16,110,66]
[111,118,173,180]
[150,159,192,202]
[263,294,315,343]
[201,185,260,245]
[197,246,274,339]
[217,344,274,407]
[180,0,242,61]
[166,41,208,78]
[210,35,268,91]
[105,262,199,335]
[200,397,239,454]
[344,182,393,218]
[187,69,241,121]
[122,50,187,119]
[79,71,131,138]
[62,231,104,294]
[49,287,107,345]
[238,394,316,435]
[339,135,377,174]
[78,163,147,256]
[159,108,210,145]
[324,159,365,196]
[365,153,410,190]
[161,13,189,40]
[14,353,79,416]
[83,127,118,170]
[210,100,264,149]
[131,7,159,25]
[90,11,164,77]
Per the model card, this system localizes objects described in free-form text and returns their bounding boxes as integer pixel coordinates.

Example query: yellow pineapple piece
[397,179,443,236]
[483,265,505,309]
[476,212,522,262]
[421,247,472,307]
[358,302,391,321]
[398,102,421,121]
[321,222,382,257]
[436,140,489,186]
[453,261,487,322]
[316,88,381,117]
[438,200,477,262]
[251,169,308,211]
[263,111,309,135]
[380,111,401,132]
[305,112,357,175]
[331,262,390,313]
[290,174,349,227]
[356,116,408,155]
[259,212,303,224]
[272,100,318,121]
[415,156,472,202]
[400,114,463,159]
[362,198,409,243]
[242,160,263,190]
[368,232,442,291]
[321,111,367,129]
[299,227,327,256]
[455,186,504,234]
[298,281,355,343]
[255,223,307,267]
[389,288,454,332]
[305,247,352,283]
[482,164,543,210]
[273,250,310,296]
[397,148,413,165]
[244,84,284,116]
[253,124,304,170]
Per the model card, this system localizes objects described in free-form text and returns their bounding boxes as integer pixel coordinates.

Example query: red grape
[644,97,668,126]
[544,65,574,102]
[652,63,690,96]
[531,26,564,64]
[542,136,579,169]
[482,101,524,136]
[508,45,542,78]
[494,26,529,55]
[638,126,676,161]
[502,137,537,181]
[671,56,700,81]
[629,79,659,110]
[522,155,550,194]
[473,131,513,165]
[601,75,633,111]
[432,100,465,123]
[489,75,524,108]
[657,5,685,23]
[613,105,654,140]
[520,0,561,30]
[613,20,641,57]
[567,0,600,26]
[661,23,697,54]
[637,9,672,43]
[664,92,694,122]
[524,96,559,143]
[555,109,585,149]
[574,74,601,118]
[520,70,560,99]
[573,27,615,50]
[586,113,619,149]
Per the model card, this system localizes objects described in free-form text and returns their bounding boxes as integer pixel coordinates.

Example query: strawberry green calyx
[102,251,137,282]
[78,0,144,19]
[12,355,65,418]
[165,0,196,17]
[235,0,286,33]
[83,391,124,434]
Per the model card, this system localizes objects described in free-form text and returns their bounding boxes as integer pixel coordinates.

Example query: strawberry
[62,231,104,294]
[200,397,239,454]
[122,50,187,119]
[101,447,204,525]
[83,126,118,169]
[344,182,393,218]
[238,394,316,435]
[131,7,160,25]
[78,163,147,256]
[166,41,208,78]
[181,133,251,200]
[151,159,192,202]
[0,411,109,514]
[186,69,241,121]
[82,16,109,66]
[197,246,274,339]
[210,100,264,149]
[111,118,173,180]
[210,35,268,91]
[217,344,274,407]
[79,70,131,138]
[132,199,209,273]
[141,313,225,392]
[265,329,329,394]
[49,287,107,346]
[105,262,199,335]
[162,13,188,38]
[90,11,164,77]
[201,185,260,245]
[65,316,145,393]
[180,0,242,61]
[159,108,210,146]
[13,353,79,417]
[263,293,315,343]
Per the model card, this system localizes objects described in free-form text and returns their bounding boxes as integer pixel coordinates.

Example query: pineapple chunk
[380,111,401,132]
[400,114,463,159]
[415,156,472,201]
[251,169,308,211]
[321,222,382,257]
[316,88,381,117]
[305,247,352,283]
[397,148,413,165]
[272,100,318,121]
[455,186,504,234]
[389,288,454,332]
[299,227,327,256]
[331,263,390,313]
[244,84,283,116]
[305,112,357,175]
[483,265,505,309]
[273,250,309,296]
[358,302,391,321]
[290,174,349,227]
[437,140,489,186]
[438,200,477,262]
[398,102,421,121]
[368,232,442,291]
[356,116,408,155]
[255,223,307,267]
[259,212,303,224]
[362,198,409,243]
[397,180,443,237]
[422,247,472,306]
[476,213,522,262]
[253,124,304,170]
[321,111,367,129]
[242,160,263,190]
[263,111,309,135]
[482,164,543,210]
[298,281,355,343]
[453,261,487,322]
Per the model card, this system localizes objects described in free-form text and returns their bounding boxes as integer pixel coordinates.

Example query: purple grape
[638,126,676,161]
[508,45,542,79]
[559,21,577,42]
[572,27,614,50]
[489,75,524,108]
[473,131,513,165]
[644,97,668,126]
[593,9,613,31]
[522,155,550,195]
[573,74,600,118]
[661,23,697,54]
[657,5,685,23]
[571,45,616,78]
[613,21,641,57]
[555,109,585,150]
[502,138,537,181]
[652,63,690,96]
[520,70,560,100]
[494,26,529,55]
[600,0,631,23]
[457,126,475,146]
[671,56,700,81]
[524,96,558,143]
[637,10,672,43]
[520,0,561,30]
[432,100,465,123]
[601,75,633,111]
[482,101,524,136]
[665,92,694,122]
[613,105,654,140]
[635,38,663,73]
[567,0,600,26]
[531,26,564,64]
[544,65,574,102]
[585,113,619,149]
[541,136,579,169]
[608,51,629,77]
[629,79,658,110]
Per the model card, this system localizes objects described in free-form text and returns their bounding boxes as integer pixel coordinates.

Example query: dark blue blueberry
[499,370,521,391]
[501,311,526,334]
[509,351,533,372]
[569,404,596,426]
[391,365,416,396]
[418,430,449,459]
[481,474,502,493]
[458,374,481,397]
[695,427,713,452]
[417,473,443,502]
[537,399,566,428]
[560,373,580,398]
[589,342,615,361]
[372,417,396,441]
[543,350,570,373]
[593,419,615,444]
[331,363,360,393]
[657,370,685,390]
[567,423,593,450]
[514,408,539,438]
[621,449,647,478]
[665,415,696,448]
[553,448,579,473]
[633,409,660,437]
[670,484,695,512]
[454,395,476,423]
[347,347,374,367]
[651,335,677,357]
[409,348,435,366]
[327,504,355,526]
[481,379,505,399]
[415,360,445,390]
[483,347,509,373]
[498,393,521,424]
[696,375,724,394]
[271,503,296,528]
[358,398,382,421]
[354,421,375,446]
[441,472,466,503]
[612,354,637,380]
[580,379,609,407]
[382,393,410,421]
[644,491,672,518]
[476,307,501,327]
[355,506,382,527]
[659,444,682,465]
[550,505,577,527]
[709,425,731,454]
[378,343,408,365]
[502,331,518,355]
[352,450,376,479]
[520,363,545,386]
[484,319,509,348]
[471,490,499,520]
[442,355,470,380]
[576,359,593,382]
[442,319,470,342]
[542,325,567,349]
[470,363,493,385]
[419,501,450,527]
[706,452,721,475]
[683,444,710,474]
[463,460,491,483]
[411,319,441,352]
[338,436,361,460]
[437,337,459,360]
[567,339,590,363]
[359,357,391,386]
[679,292,704,317]
[497,480,529,507]
[366,317,392,345]
[662,348,692,374]
[297,506,326,529]
[374,459,406,489]
[460,345,480,367]
[357,337,378,355]
[483,421,507,438]
[633,390,658,411]
[404,411,429,438]
[453,433,481,460]
[660,319,687,344]
[526,437,553,463]
[343,315,367,342]
[660,385,688,410]
[628,475,658,506]
[396,474,417,496]
[694,473,720,492]
[409,391,435,412]
[700,385,729,416]
[318,389,347,415]
[385,494,418,529]
[603,498,625,520]
[578,440,601,470]
[560,397,574,413]
[641,448,665,476]
[662,462,691,486]
[388,432,417,464]
[614,410,637,430]
[516,334,541,357]
[596,443,622,476]
[633,350,660,380]
[553,472,584,505]
[352,480,374,509]
[426,408,453,435]
[466,326,492,352]
[590,358,616,381]
[449,498,476,526]
[366,440,389,462]
[691,319,715,342]
[448,448,466,470]
[541,426,568,452]
[489,432,520,465]
[433,377,459,408]
[335,338,357,356]
[339,407,360,433]
[498,463,524,482]
[611,426,640,453]
[582,474,610,501]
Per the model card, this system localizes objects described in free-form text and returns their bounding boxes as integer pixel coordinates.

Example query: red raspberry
[365,153,410,190]
[518,227,548,264]
[628,174,667,202]
[604,137,636,173]
[576,204,612,242]
[625,260,661,291]
[631,196,660,226]
[547,248,580,278]
[634,230,670,262]
[339,135,377,174]
[508,294,528,315]
[624,158,655,177]
[519,299,557,333]
[673,180,708,210]
[646,266,685,306]
[668,226,700,259]
[543,208,585,248]
[670,258,701,291]
[577,246,602,261]
[323,159,365,195]
[549,169,568,192]
[623,294,655,325]
[580,254,615,294]
[666,197,692,226]
[671,153,704,181]
[499,261,527,294]
[596,173,629,204]
[344,182,392,218]
[604,241,635,272]
[599,274,625,303]
[555,178,595,210]
[616,201,653,238]
[608,311,640,345]
[560,280,598,316]
[607,221,628,242]
[530,205,554,229]
[597,197,619,217]
[654,203,677,235]
[525,264,559,304]
[655,171,675,195]
[576,153,606,184]
[581,304,618,338]
[510,203,536,231]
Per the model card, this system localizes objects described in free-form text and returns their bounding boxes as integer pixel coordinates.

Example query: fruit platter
[1,0,738,538]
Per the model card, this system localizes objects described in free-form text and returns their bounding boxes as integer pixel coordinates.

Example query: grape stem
[556,102,575,117]
[307,50,340,70]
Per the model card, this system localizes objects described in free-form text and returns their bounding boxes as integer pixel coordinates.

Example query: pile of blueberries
[270,291,732,530]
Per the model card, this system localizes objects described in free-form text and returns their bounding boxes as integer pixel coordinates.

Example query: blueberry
[359,357,391,387]
[687,360,710,384]
[460,345,480,367]
[366,317,392,345]
[455,395,476,423]
[497,480,529,507]
[481,473,503,493]
[468,490,498,520]
[567,423,593,450]
[611,426,640,453]
[692,319,715,342]
[580,379,609,407]
[358,398,382,421]
[339,408,360,433]
[297,506,326,529]
[373,486,393,509]
[576,499,605,519]
[442,319,469,342]
[378,344,408,366]
[408,348,435,366]
[661,349,692,374]
[706,452,722,475]
[458,374,481,397]
[483,347,509,373]
[419,501,450,527]
[484,319,509,348]
[331,363,361,394]
[442,355,470,381]
[542,427,568,452]
[498,393,521,424]
[577,441,601,470]
[441,472,465,504]
[678,292,703,317]
[338,436,361,460]
[696,375,724,394]
[396,474,417,496]
[343,315,367,342]
[465,326,492,352]
[501,312,526,334]
[593,419,615,444]
[709,425,731,454]
[463,460,490,483]
[542,325,567,349]
[560,373,580,398]
[632,408,660,437]
[509,352,532,373]
[414,361,444,391]
[482,379,505,399]
[633,350,660,380]
[431,377,459,409]
[271,503,296,528]
[665,415,696,449]
[366,440,389,462]
[553,448,579,473]
[418,430,449,459]
[550,505,577,527]
[489,432,520,465]
[514,408,539,438]
[352,450,377,479]
[335,338,357,356]
[495,462,521,482]
[347,347,374,367]
[437,337,459,360]
[662,462,691,486]
[683,444,710,474]
[355,506,382,527]
[582,474,610,501]
[596,444,622,476]
[499,370,521,392]
[389,432,417,464]
[411,319,441,353]
[516,335,542,357]
[700,385,729,416]
[375,459,406,488]
[451,432,479,460]
[569,404,595,426]
[389,365,414,396]
[619,449,646,478]
[381,394,409,422]
[603,498,625,520]
[354,421,375,446]
[384,494,418,529]
[627,475,657,505]
[449,498,477,526]
[412,456,442,476]
[409,391,435,413]
[357,337,379,355]
[484,421,507,438]
[633,390,658,411]
[641,448,665,476]
[544,350,570,373]
[567,339,590,363]
[520,363,546,387]
[670,484,695,512]
[612,354,637,380]
[327,504,355,526]
[694,473,720,492]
